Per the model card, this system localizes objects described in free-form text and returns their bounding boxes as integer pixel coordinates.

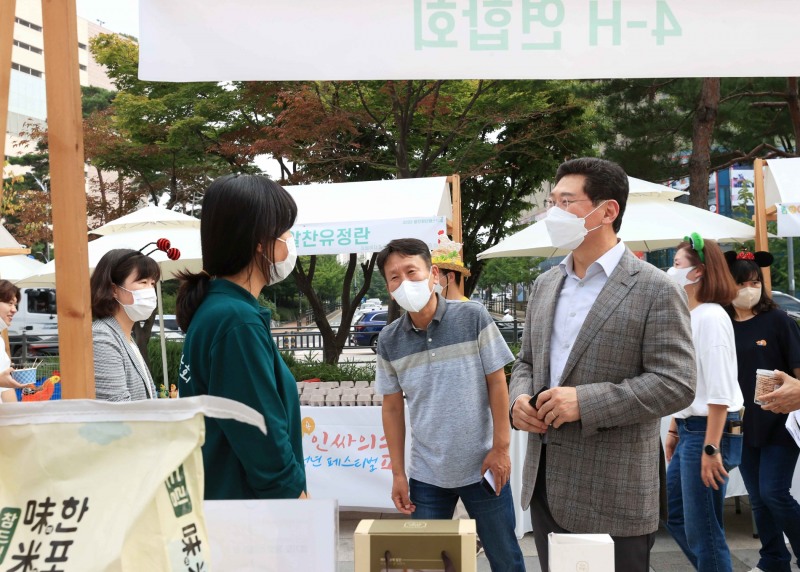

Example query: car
[359,298,383,312]
[9,332,60,359]
[150,314,185,340]
[351,309,388,351]
[494,320,524,344]
[771,291,800,320]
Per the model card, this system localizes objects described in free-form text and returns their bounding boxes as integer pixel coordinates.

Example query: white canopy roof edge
[478,194,759,261]
[90,205,200,236]
[764,157,800,207]
[285,177,452,224]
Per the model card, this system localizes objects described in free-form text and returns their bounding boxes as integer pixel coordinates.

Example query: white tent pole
[156,280,169,395]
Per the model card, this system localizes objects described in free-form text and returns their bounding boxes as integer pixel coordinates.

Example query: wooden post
[0,0,15,207]
[1,0,18,360]
[42,0,95,398]
[753,158,772,292]
[447,174,462,244]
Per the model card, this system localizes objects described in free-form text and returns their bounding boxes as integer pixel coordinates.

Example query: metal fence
[8,299,523,358]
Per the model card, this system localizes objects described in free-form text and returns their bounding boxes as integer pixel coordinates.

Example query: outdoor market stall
[4,0,800,569]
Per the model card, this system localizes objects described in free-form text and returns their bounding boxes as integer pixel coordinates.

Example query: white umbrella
[16,227,201,287]
[478,195,760,260]
[0,255,44,282]
[90,205,199,236]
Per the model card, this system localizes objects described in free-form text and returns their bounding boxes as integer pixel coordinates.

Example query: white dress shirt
[549,240,627,388]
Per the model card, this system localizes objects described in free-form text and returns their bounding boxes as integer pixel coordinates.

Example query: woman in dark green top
[176,174,306,499]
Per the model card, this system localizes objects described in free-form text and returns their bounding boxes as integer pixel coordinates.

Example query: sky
[76,0,139,38]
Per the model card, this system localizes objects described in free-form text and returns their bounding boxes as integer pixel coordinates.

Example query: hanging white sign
[292,216,446,255]
[776,203,800,238]
[139,0,800,81]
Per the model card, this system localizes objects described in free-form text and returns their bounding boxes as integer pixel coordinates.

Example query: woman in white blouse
[664,234,744,572]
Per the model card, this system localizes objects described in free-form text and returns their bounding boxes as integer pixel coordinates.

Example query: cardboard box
[548,533,614,572]
[355,519,476,572]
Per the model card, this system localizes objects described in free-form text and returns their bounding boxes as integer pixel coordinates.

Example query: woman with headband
[725,250,800,572]
[664,233,744,572]
[90,249,161,401]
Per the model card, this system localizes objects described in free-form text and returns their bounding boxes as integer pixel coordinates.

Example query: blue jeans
[738,443,800,572]
[665,414,743,572]
[409,478,525,572]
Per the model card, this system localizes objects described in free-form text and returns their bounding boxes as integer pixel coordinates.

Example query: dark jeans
[738,443,800,572]
[530,445,655,572]
[665,414,743,572]
[409,478,525,572]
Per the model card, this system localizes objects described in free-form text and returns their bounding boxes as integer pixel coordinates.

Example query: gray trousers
[530,445,656,572]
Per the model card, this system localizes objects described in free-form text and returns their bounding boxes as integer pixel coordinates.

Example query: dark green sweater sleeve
[208,322,306,498]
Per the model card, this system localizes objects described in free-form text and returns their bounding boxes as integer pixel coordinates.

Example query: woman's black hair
[176,174,297,331]
[90,249,161,319]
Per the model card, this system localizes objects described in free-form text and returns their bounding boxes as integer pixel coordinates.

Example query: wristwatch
[703,444,720,456]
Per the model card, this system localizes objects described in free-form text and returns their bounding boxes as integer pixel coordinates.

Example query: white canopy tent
[284,177,452,254]
[753,156,800,292]
[90,205,200,236]
[764,157,800,207]
[18,176,455,287]
[478,178,759,260]
[16,227,202,288]
[0,254,44,282]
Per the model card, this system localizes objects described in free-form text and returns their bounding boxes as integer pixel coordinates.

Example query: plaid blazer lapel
[558,250,640,386]
[537,270,567,384]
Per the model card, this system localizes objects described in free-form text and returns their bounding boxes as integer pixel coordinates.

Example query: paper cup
[11,368,37,386]
[755,369,781,405]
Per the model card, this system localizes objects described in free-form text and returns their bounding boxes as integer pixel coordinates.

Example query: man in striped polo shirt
[375,238,524,572]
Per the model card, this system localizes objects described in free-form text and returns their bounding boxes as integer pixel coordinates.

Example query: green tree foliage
[229,79,595,361]
[477,256,543,295]
[88,34,235,210]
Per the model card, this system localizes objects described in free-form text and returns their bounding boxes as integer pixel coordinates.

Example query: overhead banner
[776,203,800,238]
[139,0,800,81]
[292,216,446,255]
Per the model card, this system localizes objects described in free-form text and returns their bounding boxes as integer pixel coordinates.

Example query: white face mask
[666,266,700,288]
[543,201,607,250]
[392,277,434,313]
[432,283,444,296]
[117,286,158,322]
[732,286,761,309]
[267,235,297,285]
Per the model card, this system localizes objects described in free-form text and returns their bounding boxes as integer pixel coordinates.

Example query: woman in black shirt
[726,251,800,572]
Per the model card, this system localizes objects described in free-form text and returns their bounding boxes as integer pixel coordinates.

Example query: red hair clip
[736,252,755,260]
[140,238,181,260]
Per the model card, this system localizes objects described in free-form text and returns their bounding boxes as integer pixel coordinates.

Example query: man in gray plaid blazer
[510,158,696,571]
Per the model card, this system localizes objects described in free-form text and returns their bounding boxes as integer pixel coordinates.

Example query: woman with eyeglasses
[664,234,743,572]
[176,174,306,500]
